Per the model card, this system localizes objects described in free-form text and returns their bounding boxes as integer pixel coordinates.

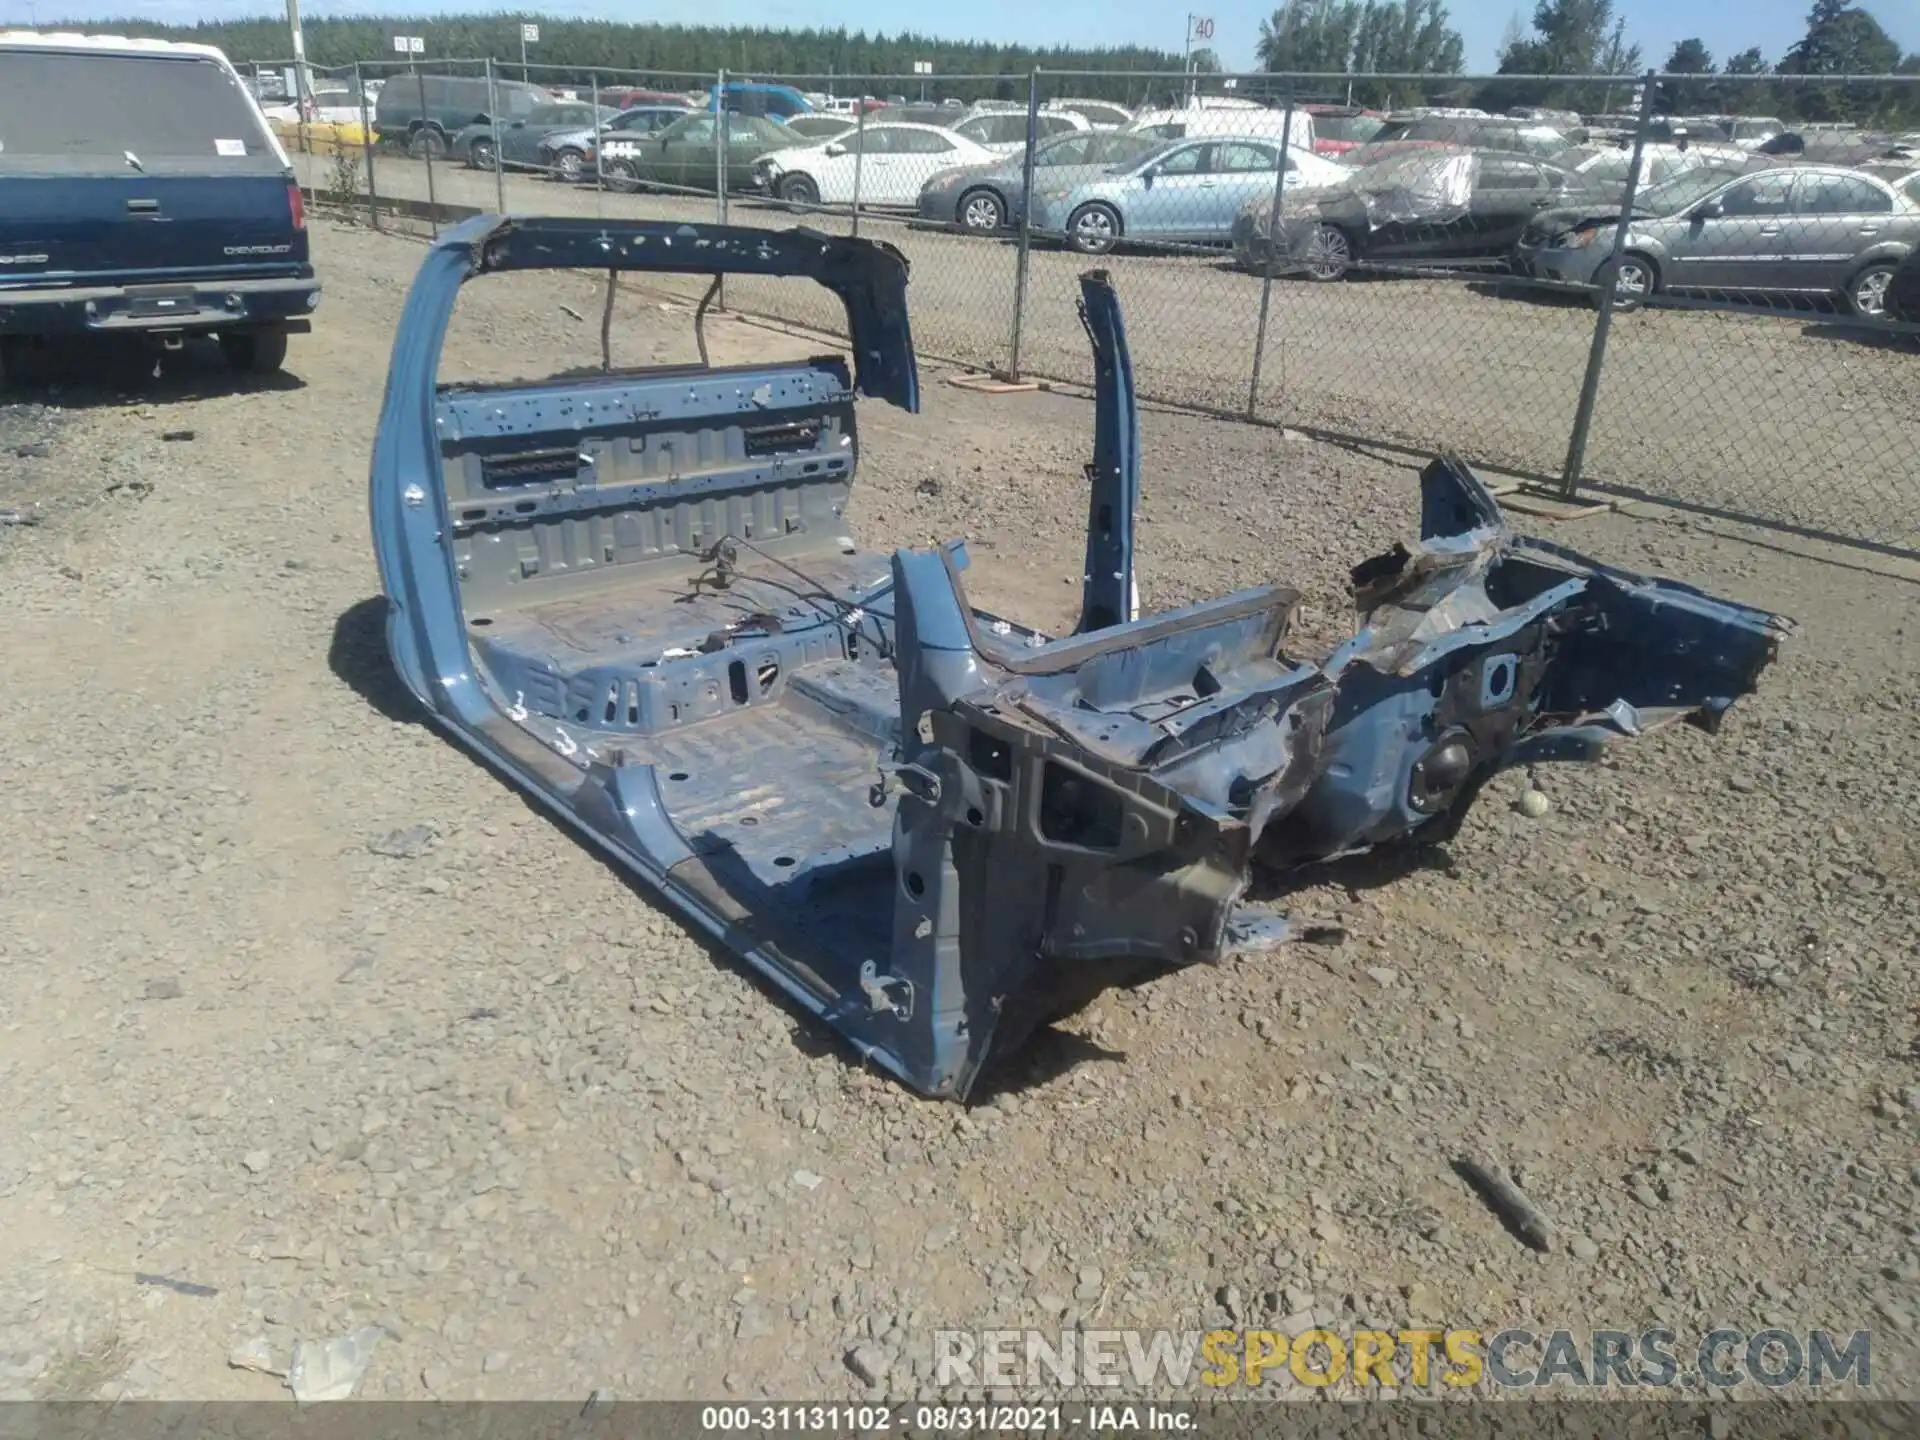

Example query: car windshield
[1635,166,1752,216]
[1316,114,1385,143]
[1342,149,1474,192]
[657,114,714,142]
[1033,130,1159,168]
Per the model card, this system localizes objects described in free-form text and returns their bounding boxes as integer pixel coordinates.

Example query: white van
[1127,105,1314,155]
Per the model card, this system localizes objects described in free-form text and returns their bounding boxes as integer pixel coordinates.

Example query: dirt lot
[298,152,1920,549]
[0,217,1915,1406]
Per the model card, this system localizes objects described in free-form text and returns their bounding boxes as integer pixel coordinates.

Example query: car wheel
[603,159,641,194]
[1846,261,1896,319]
[218,327,289,377]
[467,138,495,170]
[1601,252,1657,312]
[555,148,586,183]
[779,174,820,209]
[1066,203,1119,255]
[1301,224,1352,281]
[408,127,447,161]
[958,188,1004,231]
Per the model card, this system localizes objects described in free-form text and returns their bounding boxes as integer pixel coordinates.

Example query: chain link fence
[279,60,1920,553]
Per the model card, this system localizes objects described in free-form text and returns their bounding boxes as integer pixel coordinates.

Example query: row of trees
[1245,0,1916,122]
[84,14,1187,99]
[81,5,1920,121]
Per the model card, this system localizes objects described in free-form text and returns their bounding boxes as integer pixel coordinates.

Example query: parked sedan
[1233,148,1613,279]
[455,102,610,170]
[536,105,688,182]
[949,107,1090,155]
[917,129,1166,230]
[1030,138,1350,254]
[752,123,1000,207]
[1514,163,1920,315]
[600,112,799,194]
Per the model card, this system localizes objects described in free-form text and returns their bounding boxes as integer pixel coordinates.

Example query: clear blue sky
[3,1,1916,74]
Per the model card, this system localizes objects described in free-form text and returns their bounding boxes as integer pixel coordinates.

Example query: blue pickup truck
[0,32,319,377]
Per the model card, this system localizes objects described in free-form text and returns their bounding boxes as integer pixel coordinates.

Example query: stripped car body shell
[370,216,1788,1100]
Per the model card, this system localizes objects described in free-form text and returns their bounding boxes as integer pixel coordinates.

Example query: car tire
[554,148,587,183]
[1845,261,1896,320]
[219,327,289,377]
[408,126,447,161]
[1599,252,1658,312]
[958,188,1004,231]
[1301,223,1353,281]
[779,174,820,209]
[467,138,496,170]
[603,159,641,194]
[1065,203,1120,255]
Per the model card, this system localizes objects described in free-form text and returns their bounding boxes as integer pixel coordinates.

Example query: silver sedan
[1516,163,1920,315]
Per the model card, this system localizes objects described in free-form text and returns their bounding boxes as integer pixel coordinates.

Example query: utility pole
[1183,12,1193,105]
[518,22,538,83]
[285,0,310,113]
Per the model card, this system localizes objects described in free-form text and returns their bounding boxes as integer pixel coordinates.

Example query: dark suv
[373,73,550,158]
[0,35,317,376]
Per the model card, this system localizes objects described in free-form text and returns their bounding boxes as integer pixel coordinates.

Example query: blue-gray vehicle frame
[370,215,1789,1101]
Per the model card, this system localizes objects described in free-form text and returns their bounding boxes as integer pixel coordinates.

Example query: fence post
[1561,69,1656,497]
[590,73,603,204]
[415,64,437,239]
[1007,68,1040,382]
[715,68,727,312]
[355,62,380,232]
[1246,88,1294,421]
[850,100,866,239]
[714,67,729,228]
[486,59,506,215]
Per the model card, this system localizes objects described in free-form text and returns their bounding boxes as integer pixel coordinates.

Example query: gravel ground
[297,152,1920,549]
[0,217,1915,1406]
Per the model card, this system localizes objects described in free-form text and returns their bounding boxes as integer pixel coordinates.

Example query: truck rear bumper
[0,274,320,337]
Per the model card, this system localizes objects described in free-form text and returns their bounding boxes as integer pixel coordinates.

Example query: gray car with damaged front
[369,216,1788,1101]
[1516,162,1920,315]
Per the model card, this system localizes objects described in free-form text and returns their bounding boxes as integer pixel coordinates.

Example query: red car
[1304,104,1386,157]
[602,86,695,110]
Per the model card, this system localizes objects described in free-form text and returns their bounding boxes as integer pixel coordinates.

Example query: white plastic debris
[228,1336,286,1377]
[287,1325,383,1402]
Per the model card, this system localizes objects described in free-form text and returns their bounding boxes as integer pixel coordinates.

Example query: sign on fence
[1188,15,1215,43]
[392,36,424,55]
[521,24,540,44]
[912,61,933,75]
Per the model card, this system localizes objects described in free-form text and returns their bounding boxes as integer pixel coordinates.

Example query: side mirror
[1693,198,1723,220]
[824,142,847,158]
[1139,168,1155,188]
